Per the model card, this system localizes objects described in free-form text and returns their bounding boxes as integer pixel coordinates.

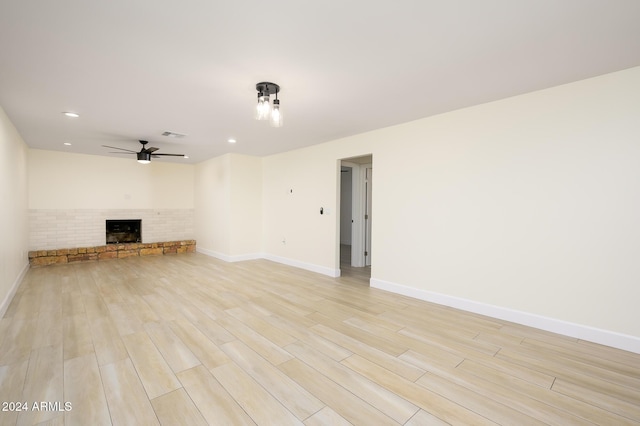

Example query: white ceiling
[1,0,639,164]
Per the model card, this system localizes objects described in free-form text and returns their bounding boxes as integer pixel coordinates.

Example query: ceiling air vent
[161,131,187,138]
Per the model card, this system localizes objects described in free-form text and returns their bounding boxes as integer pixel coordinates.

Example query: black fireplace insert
[106,219,141,244]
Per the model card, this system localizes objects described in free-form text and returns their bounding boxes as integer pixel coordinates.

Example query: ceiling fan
[102,140,185,164]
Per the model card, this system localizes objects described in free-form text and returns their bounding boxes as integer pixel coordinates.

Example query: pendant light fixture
[255,82,282,127]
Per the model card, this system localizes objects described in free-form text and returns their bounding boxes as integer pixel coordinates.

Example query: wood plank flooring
[1,253,639,425]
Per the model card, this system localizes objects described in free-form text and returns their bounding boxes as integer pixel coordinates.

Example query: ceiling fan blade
[102,145,138,153]
[152,153,185,157]
[143,147,159,154]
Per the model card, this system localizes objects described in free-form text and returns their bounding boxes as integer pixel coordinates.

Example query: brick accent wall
[28,240,196,266]
[29,209,195,250]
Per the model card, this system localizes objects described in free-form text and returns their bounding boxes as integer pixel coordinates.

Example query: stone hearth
[28,240,196,266]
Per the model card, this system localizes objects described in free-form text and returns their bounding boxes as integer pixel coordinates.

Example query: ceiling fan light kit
[137,152,151,164]
[255,82,283,128]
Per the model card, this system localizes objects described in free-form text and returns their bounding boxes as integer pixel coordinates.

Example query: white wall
[28,150,195,248]
[0,106,29,316]
[195,153,262,260]
[262,66,640,348]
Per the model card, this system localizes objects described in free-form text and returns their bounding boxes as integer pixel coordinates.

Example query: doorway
[339,155,372,281]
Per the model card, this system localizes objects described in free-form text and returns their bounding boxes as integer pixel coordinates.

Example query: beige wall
[229,154,262,257]
[28,150,194,209]
[262,66,640,343]
[195,153,262,260]
[262,145,345,274]
[0,106,29,315]
[195,154,232,255]
[372,67,640,343]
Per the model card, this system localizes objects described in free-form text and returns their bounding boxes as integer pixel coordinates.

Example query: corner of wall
[0,263,29,318]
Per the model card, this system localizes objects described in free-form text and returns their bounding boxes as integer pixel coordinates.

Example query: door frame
[364,164,372,266]
[338,158,372,268]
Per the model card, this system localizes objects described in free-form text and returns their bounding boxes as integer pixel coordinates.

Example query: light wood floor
[340,244,371,282]
[1,254,639,425]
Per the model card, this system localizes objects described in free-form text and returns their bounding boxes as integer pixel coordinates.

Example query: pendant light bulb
[256,92,270,120]
[270,99,283,128]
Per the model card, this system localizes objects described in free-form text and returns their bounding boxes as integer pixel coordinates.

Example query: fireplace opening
[106,219,141,244]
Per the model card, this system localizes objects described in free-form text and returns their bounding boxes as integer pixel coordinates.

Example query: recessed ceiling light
[63,142,72,146]
[62,112,79,118]
[228,138,236,144]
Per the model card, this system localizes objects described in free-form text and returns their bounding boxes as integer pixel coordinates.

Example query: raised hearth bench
[28,240,196,266]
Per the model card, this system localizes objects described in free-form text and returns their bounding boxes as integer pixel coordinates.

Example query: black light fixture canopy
[256,82,280,96]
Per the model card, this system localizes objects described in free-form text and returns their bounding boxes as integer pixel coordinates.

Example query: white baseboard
[196,248,262,263]
[196,248,340,278]
[370,278,640,354]
[262,254,340,278]
[0,262,29,318]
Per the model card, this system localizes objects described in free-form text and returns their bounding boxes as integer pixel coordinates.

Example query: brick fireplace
[27,208,196,266]
[29,208,194,251]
